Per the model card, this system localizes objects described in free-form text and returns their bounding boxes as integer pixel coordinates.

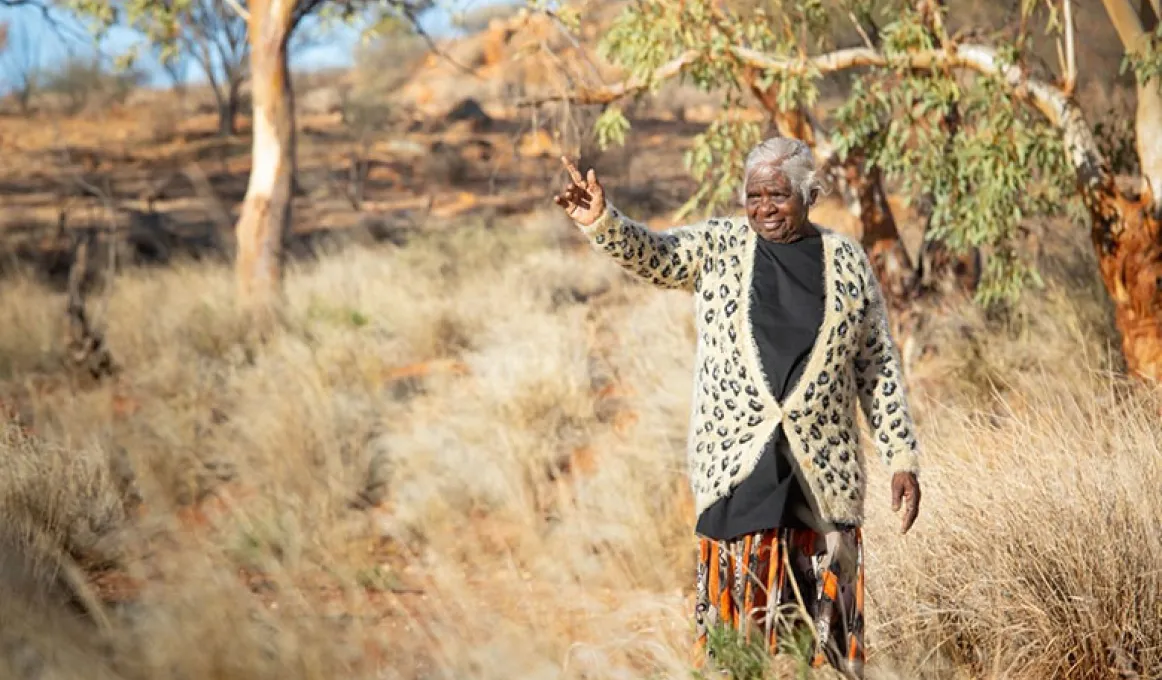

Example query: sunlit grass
[1,211,1159,679]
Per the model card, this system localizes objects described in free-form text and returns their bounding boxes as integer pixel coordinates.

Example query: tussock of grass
[867,369,1162,678]
[0,424,127,564]
[0,216,1159,679]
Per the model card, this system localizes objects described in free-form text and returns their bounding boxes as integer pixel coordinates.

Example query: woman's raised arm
[555,156,716,293]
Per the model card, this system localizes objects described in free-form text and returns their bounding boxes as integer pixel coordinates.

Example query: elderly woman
[554,137,922,678]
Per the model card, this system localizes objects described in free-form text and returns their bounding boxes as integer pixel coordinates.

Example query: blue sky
[0,0,515,92]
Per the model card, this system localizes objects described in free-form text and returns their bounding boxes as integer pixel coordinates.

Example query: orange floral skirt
[693,527,866,678]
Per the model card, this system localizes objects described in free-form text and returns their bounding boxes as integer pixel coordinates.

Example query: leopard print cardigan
[577,202,921,527]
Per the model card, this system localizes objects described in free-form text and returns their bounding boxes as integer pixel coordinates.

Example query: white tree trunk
[1104,0,1162,208]
[234,0,296,311]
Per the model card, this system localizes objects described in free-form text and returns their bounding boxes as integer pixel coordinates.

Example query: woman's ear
[808,186,821,207]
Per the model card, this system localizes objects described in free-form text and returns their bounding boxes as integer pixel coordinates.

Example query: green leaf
[594,106,632,150]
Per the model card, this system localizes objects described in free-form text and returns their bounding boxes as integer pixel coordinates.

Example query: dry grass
[0,207,1160,679]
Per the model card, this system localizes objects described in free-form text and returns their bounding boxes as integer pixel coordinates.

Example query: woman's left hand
[891,472,921,534]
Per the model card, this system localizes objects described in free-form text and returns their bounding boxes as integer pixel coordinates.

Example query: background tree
[531,0,1162,384]
[61,0,433,314]
[231,0,433,313]
[73,1,247,133]
[176,0,250,136]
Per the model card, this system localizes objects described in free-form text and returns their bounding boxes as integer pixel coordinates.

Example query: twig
[1062,0,1077,95]
[529,5,607,84]
[529,39,1106,183]
[290,0,327,31]
[221,0,250,21]
[2,0,92,50]
[924,0,949,47]
[399,5,483,80]
[515,51,699,106]
[848,11,876,50]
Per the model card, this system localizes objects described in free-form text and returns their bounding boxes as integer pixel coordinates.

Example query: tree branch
[397,4,482,80]
[525,41,1107,188]
[291,0,324,29]
[1103,0,1162,206]
[1104,0,1151,54]
[2,0,92,48]
[733,44,1106,186]
[847,11,876,50]
[516,51,699,107]
[222,0,250,21]
[1063,0,1077,95]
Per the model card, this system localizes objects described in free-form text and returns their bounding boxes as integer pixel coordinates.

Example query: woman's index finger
[560,156,584,184]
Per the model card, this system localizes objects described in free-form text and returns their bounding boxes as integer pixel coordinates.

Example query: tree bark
[1093,0,1162,381]
[1085,182,1162,382]
[839,155,919,304]
[234,0,296,312]
[1105,0,1162,204]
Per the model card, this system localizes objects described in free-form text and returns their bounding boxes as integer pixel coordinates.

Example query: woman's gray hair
[740,137,826,206]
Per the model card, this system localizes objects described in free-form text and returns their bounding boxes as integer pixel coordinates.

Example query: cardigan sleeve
[853,257,921,477]
[574,202,714,292]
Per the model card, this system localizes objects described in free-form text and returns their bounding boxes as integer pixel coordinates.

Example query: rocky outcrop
[396,6,624,118]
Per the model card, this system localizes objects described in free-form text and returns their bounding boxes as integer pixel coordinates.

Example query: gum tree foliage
[586,0,1079,304]
[63,1,369,135]
[543,0,1162,382]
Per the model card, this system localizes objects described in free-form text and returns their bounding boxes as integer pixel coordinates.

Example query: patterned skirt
[693,527,866,678]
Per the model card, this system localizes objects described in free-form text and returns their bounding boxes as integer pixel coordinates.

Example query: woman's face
[745,165,809,242]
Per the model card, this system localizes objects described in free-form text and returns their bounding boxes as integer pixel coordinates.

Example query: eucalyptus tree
[63,0,430,313]
[535,0,1162,383]
[67,1,248,133]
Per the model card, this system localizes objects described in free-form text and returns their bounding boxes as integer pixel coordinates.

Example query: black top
[695,230,826,540]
